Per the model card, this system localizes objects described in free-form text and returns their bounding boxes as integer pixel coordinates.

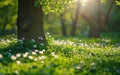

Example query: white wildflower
[32,51,36,55]
[34,49,39,52]
[91,62,96,66]
[0,54,3,59]
[39,56,46,60]
[28,56,33,60]
[16,53,21,58]
[75,66,81,69]
[33,44,37,48]
[54,55,58,59]
[38,37,43,40]
[51,52,58,59]
[41,61,44,64]
[18,39,23,43]
[34,58,38,61]
[52,52,55,56]
[25,52,29,55]
[46,32,50,35]
[23,54,27,58]
[16,60,21,65]
[14,70,19,75]
[31,39,35,42]
[42,49,45,52]
[40,43,44,46]
[22,37,25,40]
[39,51,44,54]
[11,55,17,60]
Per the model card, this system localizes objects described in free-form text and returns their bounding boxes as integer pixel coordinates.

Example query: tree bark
[60,13,67,36]
[81,13,100,38]
[1,17,8,35]
[71,0,81,35]
[104,0,114,30]
[17,0,46,43]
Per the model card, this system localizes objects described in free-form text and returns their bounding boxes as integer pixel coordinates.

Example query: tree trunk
[17,0,46,43]
[104,0,114,31]
[1,17,8,35]
[71,0,81,35]
[81,13,100,38]
[60,13,67,36]
[88,25,100,38]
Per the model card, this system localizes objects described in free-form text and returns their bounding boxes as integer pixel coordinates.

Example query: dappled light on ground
[0,34,120,75]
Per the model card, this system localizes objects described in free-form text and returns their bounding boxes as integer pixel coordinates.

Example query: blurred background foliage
[0,0,120,37]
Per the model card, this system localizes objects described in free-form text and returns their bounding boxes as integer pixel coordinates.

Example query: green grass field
[0,33,120,75]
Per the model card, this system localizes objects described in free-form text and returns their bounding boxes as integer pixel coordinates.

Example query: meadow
[0,32,120,75]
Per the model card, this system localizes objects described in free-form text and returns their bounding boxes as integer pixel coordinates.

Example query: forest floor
[0,32,120,75]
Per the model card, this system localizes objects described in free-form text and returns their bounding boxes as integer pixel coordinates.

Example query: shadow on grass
[0,41,48,64]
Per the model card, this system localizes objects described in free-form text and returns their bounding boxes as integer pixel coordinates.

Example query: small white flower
[41,56,46,59]
[23,54,28,58]
[11,55,17,60]
[41,61,44,64]
[51,52,55,56]
[28,56,33,60]
[25,52,29,55]
[22,37,25,40]
[16,53,21,58]
[38,37,43,40]
[51,52,58,59]
[18,39,23,43]
[14,70,19,75]
[34,58,38,61]
[46,32,50,35]
[91,62,96,66]
[33,45,37,48]
[39,51,44,54]
[40,43,44,46]
[16,60,21,65]
[54,55,58,59]
[31,39,35,42]
[32,52,36,55]
[75,66,81,69]
[42,49,45,52]
[39,56,46,60]
[0,54,3,59]
[34,49,39,52]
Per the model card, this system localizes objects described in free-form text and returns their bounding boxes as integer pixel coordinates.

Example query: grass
[0,33,120,75]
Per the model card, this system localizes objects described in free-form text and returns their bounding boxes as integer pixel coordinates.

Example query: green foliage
[116,1,120,6]
[34,0,74,14]
[0,0,17,35]
[0,33,120,75]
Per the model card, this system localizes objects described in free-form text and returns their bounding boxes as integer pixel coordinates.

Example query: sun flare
[80,0,88,6]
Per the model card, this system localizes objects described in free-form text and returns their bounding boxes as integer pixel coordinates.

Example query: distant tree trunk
[71,0,81,35]
[81,13,100,38]
[17,0,46,43]
[104,0,114,31]
[1,17,8,35]
[97,0,114,32]
[60,13,67,36]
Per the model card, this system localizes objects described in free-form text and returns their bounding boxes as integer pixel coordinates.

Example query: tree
[17,0,74,42]
[17,0,46,43]
[71,0,81,35]
[0,0,17,35]
[60,12,67,36]
[80,0,115,38]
